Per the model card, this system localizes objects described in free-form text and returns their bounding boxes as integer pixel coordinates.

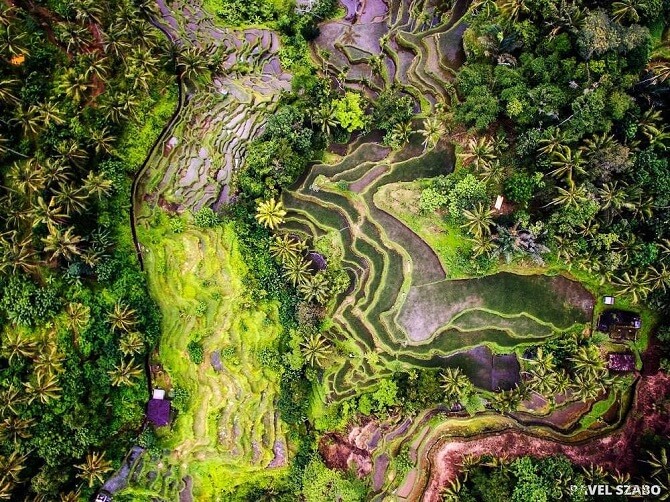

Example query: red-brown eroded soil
[319,432,373,477]
[422,370,670,501]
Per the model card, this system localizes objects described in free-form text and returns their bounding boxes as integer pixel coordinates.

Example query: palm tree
[53,182,89,215]
[108,358,143,387]
[83,171,113,199]
[441,478,463,502]
[66,302,91,336]
[612,269,651,303]
[60,490,82,502]
[314,103,338,136]
[34,344,65,376]
[570,345,606,378]
[119,332,144,356]
[87,127,116,156]
[298,272,330,304]
[300,332,332,367]
[440,367,473,402]
[611,0,643,23]
[0,416,34,442]
[11,105,41,137]
[269,233,301,264]
[638,108,664,143]
[470,0,498,18]
[550,184,588,208]
[24,372,62,404]
[0,474,14,500]
[571,373,605,402]
[255,198,286,230]
[499,0,528,21]
[1,330,37,363]
[526,347,555,372]
[647,60,670,85]
[177,46,208,82]
[0,384,24,417]
[538,128,568,156]
[460,136,496,170]
[490,388,520,413]
[645,448,669,478]
[1,235,38,275]
[283,255,312,287]
[0,78,18,105]
[58,68,90,104]
[34,101,64,127]
[390,121,413,147]
[648,264,670,293]
[527,366,558,397]
[469,234,497,258]
[582,463,607,484]
[0,23,27,57]
[461,203,495,239]
[42,225,83,262]
[30,197,68,229]
[549,145,585,185]
[458,454,482,482]
[82,54,109,81]
[6,159,46,195]
[75,451,113,488]
[0,450,26,483]
[418,116,445,151]
[108,302,137,332]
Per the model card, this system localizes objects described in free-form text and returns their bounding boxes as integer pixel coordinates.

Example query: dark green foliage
[372,88,414,135]
[193,207,220,227]
[187,339,204,364]
[236,96,326,198]
[394,368,443,412]
[301,457,368,501]
[504,172,540,205]
[0,0,168,498]
[0,275,61,326]
[460,455,590,502]
[277,368,311,425]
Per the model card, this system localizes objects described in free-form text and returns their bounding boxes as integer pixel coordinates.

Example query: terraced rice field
[124,1,292,497]
[282,136,594,398]
[312,0,468,109]
[120,221,287,499]
[139,0,291,211]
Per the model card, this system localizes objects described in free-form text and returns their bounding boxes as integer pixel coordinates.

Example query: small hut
[597,310,641,340]
[147,395,171,427]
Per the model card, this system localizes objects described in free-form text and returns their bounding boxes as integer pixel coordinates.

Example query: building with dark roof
[608,353,636,372]
[147,398,171,427]
[597,309,641,340]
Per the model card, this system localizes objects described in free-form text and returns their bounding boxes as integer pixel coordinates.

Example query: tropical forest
[0,0,670,500]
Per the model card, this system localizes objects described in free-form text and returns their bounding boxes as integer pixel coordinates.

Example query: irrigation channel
[120,0,668,499]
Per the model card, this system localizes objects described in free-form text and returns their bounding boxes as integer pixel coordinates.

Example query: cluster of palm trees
[457,113,670,303]
[256,198,334,305]
[523,344,612,404]
[0,0,167,278]
[107,302,144,386]
[0,328,63,498]
[441,454,634,502]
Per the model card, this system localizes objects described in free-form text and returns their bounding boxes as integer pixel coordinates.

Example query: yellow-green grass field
[121,216,287,499]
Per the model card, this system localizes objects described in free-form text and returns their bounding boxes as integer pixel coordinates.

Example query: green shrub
[193,207,220,227]
[187,340,204,364]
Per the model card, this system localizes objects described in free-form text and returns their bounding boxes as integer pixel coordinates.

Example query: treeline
[0,0,174,499]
